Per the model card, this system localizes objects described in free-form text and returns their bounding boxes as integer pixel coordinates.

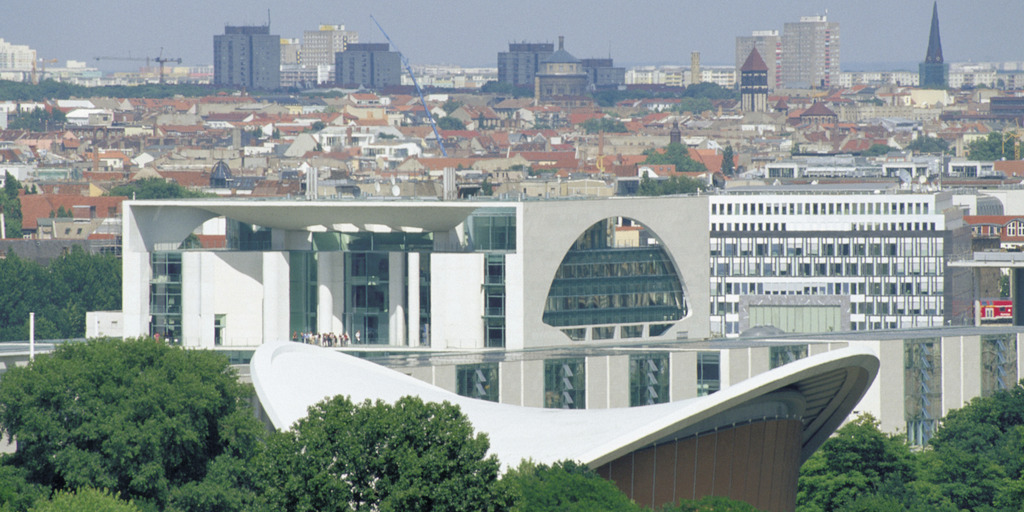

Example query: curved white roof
[251,343,878,468]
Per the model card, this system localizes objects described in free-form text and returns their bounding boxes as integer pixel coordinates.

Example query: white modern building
[781,16,840,89]
[709,188,974,337]
[121,196,711,350]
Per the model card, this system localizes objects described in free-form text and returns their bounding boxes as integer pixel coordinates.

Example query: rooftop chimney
[558,36,564,50]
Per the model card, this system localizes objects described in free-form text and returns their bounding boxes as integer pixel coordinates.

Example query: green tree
[581,117,628,134]
[642,142,708,175]
[862,144,892,157]
[967,132,1011,161]
[108,178,206,200]
[310,121,326,132]
[0,338,264,511]
[436,116,466,131]
[0,463,49,512]
[479,81,533,98]
[28,487,140,512]
[7,108,66,132]
[674,97,713,113]
[658,495,764,512]
[906,136,949,154]
[258,395,511,512]
[638,175,704,196]
[502,460,640,512]
[1,171,23,238]
[797,414,915,512]
[442,99,462,115]
[721,145,735,175]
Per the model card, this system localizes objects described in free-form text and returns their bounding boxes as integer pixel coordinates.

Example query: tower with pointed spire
[919,2,948,88]
[740,48,769,112]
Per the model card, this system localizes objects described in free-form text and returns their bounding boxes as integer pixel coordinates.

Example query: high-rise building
[780,16,839,89]
[213,25,281,90]
[335,43,401,89]
[919,2,948,88]
[280,38,301,66]
[497,42,554,86]
[740,49,769,112]
[301,25,359,68]
[736,31,780,90]
[579,58,625,89]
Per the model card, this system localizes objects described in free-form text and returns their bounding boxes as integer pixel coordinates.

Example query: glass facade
[484,254,506,348]
[289,251,318,335]
[345,252,390,344]
[981,333,1018,398]
[456,363,499,402]
[769,344,809,369]
[149,252,182,343]
[630,353,670,406]
[905,337,941,446]
[696,352,720,396]
[544,358,585,409]
[226,220,272,250]
[544,218,687,339]
[466,207,516,251]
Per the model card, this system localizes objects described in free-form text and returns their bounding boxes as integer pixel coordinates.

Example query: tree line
[0,247,120,341]
[0,338,761,511]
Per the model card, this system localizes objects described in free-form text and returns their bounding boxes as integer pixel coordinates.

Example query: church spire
[925,1,943,64]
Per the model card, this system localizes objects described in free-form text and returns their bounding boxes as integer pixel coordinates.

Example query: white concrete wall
[212,252,266,347]
[85,311,123,339]
[262,252,291,344]
[671,351,698,401]
[121,251,150,338]
[407,253,421,347]
[388,252,406,346]
[317,251,345,335]
[430,253,484,349]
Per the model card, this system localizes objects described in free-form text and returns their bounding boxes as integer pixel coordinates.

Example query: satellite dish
[391,184,401,197]
[390,175,396,185]
[898,169,912,184]
[918,175,928,184]
[374,181,381,193]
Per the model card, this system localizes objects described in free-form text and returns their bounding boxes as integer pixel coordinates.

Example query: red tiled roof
[19,194,128,231]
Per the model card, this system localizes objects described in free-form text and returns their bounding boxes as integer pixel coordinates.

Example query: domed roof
[542,36,579,64]
[211,160,232,180]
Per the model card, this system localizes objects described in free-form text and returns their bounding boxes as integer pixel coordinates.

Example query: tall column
[388,252,406,346]
[407,252,421,347]
[121,251,151,338]
[317,252,345,334]
[262,252,290,344]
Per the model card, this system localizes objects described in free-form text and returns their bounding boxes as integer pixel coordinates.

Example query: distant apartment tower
[781,16,839,89]
[690,52,701,85]
[302,25,358,68]
[736,31,781,90]
[579,58,625,88]
[280,38,301,66]
[335,43,401,89]
[497,42,554,86]
[214,25,281,90]
[740,48,769,112]
[919,2,948,88]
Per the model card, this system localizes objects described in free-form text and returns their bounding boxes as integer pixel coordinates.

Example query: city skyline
[3,0,1023,74]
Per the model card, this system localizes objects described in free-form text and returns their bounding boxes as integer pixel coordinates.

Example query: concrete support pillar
[317,252,345,335]
[1014,268,1024,327]
[263,252,290,344]
[181,252,214,348]
[122,251,151,338]
[407,252,421,347]
[388,252,406,346]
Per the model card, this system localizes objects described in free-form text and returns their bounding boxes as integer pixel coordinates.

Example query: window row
[711,199,931,216]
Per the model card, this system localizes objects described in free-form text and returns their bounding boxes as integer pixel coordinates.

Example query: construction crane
[95,48,181,84]
[31,58,58,84]
[370,16,447,157]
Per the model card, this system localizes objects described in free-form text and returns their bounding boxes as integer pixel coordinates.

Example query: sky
[3,1,1023,73]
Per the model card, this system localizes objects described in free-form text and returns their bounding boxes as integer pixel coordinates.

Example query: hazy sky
[3,1,1022,73]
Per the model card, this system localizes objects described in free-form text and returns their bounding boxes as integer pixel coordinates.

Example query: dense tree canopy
[503,460,641,512]
[0,79,226,101]
[436,116,466,131]
[581,117,628,134]
[641,142,708,175]
[108,177,207,200]
[862,143,893,157]
[28,488,139,512]
[258,395,511,512]
[6,108,66,132]
[906,136,949,154]
[968,132,1013,161]
[0,338,263,511]
[1,172,23,238]
[0,247,120,341]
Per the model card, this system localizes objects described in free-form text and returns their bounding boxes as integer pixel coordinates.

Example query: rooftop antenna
[266,9,271,27]
[370,15,448,157]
